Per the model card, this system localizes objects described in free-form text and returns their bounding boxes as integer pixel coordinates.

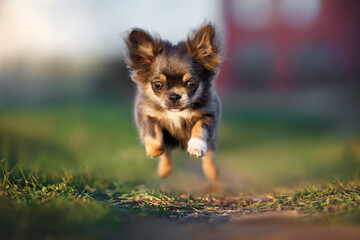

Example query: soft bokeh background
[1,0,359,192]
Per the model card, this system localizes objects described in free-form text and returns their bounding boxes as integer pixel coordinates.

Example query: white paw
[187,137,207,158]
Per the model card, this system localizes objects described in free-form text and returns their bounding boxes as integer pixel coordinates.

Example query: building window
[235,43,273,88]
[230,0,272,30]
[280,0,321,28]
[292,43,342,86]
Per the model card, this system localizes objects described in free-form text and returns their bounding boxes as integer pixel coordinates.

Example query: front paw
[145,138,164,158]
[145,145,164,158]
[187,137,207,158]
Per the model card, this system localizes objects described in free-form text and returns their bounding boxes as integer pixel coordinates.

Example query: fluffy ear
[186,24,221,73]
[125,29,162,73]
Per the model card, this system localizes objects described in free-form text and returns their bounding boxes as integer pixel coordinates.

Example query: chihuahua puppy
[124,23,221,181]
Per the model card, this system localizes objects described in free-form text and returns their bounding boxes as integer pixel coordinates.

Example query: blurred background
[0,0,359,192]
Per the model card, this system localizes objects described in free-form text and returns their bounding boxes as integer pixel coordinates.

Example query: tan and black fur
[124,23,221,180]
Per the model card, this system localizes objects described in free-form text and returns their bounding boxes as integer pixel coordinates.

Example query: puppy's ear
[186,24,221,73]
[125,29,162,74]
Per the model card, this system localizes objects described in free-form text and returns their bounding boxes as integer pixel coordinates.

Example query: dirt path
[119,211,360,240]
[111,182,360,240]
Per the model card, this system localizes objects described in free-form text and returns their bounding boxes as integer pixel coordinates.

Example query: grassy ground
[1,102,360,238]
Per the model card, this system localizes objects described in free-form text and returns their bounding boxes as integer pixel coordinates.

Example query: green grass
[0,102,360,238]
[1,103,359,190]
[252,179,360,223]
[1,159,359,239]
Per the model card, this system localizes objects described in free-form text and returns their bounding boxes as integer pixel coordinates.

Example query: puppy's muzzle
[169,94,181,103]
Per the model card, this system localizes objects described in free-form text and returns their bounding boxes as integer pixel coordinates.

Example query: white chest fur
[162,109,194,129]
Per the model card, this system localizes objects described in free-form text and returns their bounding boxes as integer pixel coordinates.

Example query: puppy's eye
[152,81,164,91]
[185,81,197,89]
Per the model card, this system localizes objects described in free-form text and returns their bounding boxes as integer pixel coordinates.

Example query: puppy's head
[125,23,220,111]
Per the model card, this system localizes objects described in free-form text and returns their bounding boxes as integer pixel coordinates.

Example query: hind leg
[202,149,218,181]
[157,148,172,178]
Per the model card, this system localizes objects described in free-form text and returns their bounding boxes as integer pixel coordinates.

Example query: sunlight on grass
[0,103,359,239]
[1,103,359,191]
[1,158,359,239]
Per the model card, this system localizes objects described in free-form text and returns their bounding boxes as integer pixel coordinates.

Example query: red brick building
[217,0,360,93]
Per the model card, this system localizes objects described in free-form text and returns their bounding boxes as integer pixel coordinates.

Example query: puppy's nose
[169,94,181,103]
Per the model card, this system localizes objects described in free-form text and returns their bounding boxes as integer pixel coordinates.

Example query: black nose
[169,94,181,103]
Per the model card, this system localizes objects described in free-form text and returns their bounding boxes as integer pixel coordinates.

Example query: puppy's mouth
[167,107,186,112]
